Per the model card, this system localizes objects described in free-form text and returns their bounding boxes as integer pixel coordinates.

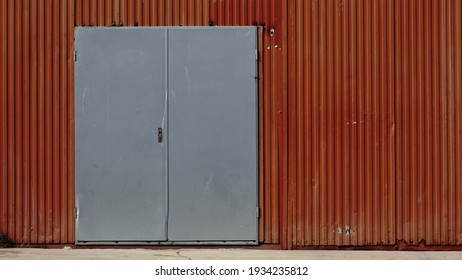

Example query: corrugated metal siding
[0,0,75,244]
[0,0,284,245]
[287,0,462,248]
[1,0,461,249]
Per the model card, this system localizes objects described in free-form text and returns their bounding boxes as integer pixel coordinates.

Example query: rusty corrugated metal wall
[1,0,461,249]
[287,0,462,248]
[0,0,75,244]
[0,0,284,245]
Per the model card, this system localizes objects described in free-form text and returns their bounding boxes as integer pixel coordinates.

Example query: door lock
[158,127,163,143]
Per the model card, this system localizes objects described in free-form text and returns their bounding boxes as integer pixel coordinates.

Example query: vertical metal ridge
[7,0,16,242]
[402,0,410,244]
[416,0,425,243]
[350,0,358,246]
[378,1,395,244]
[341,0,350,246]
[263,0,272,244]
[148,0,155,26]
[75,0,80,26]
[277,0,288,248]
[326,0,334,246]
[446,0,456,245]
[257,25,264,243]
[68,0,75,243]
[106,0,113,26]
[440,0,448,245]
[311,0,319,246]
[454,0,462,246]
[396,1,402,244]
[44,0,52,242]
[1,0,6,238]
[303,0,312,246]
[255,26,260,243]
[52,0,60,244]
[127,0,133,25]
[97,0,103,25]
[23,0,31,245]
[318,0,326,246]
[83,0,89,25]
[378,0,387,245]
[232,0,238,25]
[14,0,24,244]
[90,0,96,25]
[357,0,365,246]
[135,0,142,25]
[270,0,279,245]
[333,0,342,246]
[30,0,38,244]
[0,0,8,241]
[60,0,69,244]
[387,0,396,246]
[187,0,194,26]
[423,0,432,245]
[430,0,438,245]
[363,0,372,245]
[409,0,417,244]
[224,0,231,25]
[286,0,295,247]
[295,0,305,247]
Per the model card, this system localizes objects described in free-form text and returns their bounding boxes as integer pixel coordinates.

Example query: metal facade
[286,0,462,249]
[1,0,461,249]
[0,0,76,244]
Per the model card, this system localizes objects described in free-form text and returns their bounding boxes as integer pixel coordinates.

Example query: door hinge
[74,50,77,61]
[75,207,78,220]
[257,207,260,219]
[255,49,258,61]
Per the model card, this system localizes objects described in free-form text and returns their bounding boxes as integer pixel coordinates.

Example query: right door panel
[168,28,258,241]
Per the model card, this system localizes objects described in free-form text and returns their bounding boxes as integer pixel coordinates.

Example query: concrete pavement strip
[1,248,462,260]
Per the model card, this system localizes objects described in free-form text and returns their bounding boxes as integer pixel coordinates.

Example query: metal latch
[158,127,163,143]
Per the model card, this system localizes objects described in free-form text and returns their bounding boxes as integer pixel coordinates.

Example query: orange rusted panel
[287,0,462,248]
[0,0,75,244]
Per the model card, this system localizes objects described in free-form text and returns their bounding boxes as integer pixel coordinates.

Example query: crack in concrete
[176,250,192,260]
[150,253,184,259]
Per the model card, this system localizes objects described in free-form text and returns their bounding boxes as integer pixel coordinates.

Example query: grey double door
[74,27,257,244]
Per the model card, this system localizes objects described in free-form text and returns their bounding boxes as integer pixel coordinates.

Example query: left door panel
[75,28,167,242]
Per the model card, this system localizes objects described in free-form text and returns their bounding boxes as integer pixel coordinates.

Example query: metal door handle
[158,128,163,143]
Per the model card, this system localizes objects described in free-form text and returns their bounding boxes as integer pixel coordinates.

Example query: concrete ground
[1,248,462,260]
